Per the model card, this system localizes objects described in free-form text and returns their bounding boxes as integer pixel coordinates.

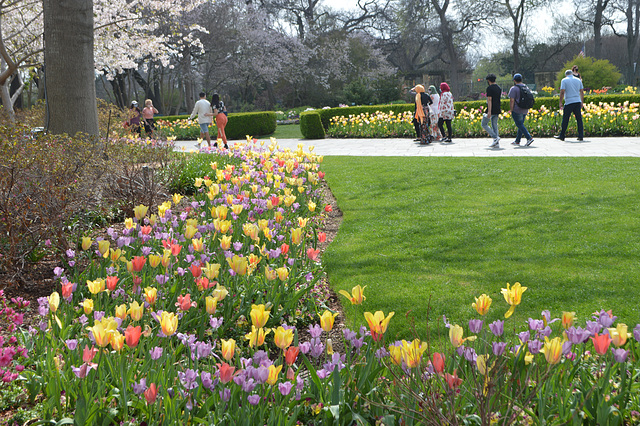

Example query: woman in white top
[428,85,442,141]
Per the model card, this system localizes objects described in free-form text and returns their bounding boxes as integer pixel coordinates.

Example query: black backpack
[516,84,535,109]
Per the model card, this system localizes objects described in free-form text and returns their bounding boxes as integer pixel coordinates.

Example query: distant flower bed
[326,102,640,138]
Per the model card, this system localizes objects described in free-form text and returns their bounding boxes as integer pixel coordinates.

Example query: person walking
[554,69,585,141]
[189,92,213,147]
[142,99,159,137]
[428,85,442,141]
[126,100,142,136]
[508,74,534,147]
[412,84,434,144]
[482,74,502,148]
[208,93,229,149]
[438,82,454,142]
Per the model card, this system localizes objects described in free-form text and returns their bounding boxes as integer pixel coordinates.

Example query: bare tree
[611,0,640,84]
[574,0,616,58]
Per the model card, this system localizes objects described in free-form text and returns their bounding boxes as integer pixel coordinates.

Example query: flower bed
[5,141,640,424]
[326,102,640,139]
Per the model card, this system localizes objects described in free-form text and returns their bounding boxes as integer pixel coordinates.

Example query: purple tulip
[562,341,573,355]
[65,339,78,351]
[612,348,629,363]
[527,319,544,331]
[219,388,230,401]
[489,320,504,337]
[279,381,294,396]
[469,319,483,334]
[492,342,507,356]
[149,346,163,360]
[585,320,602,336]
[132,378,147,395]
[634,324,640,342]
[201,372,213,390]
[566,326,590,344]
[247,394,261,405]
[178,369,199,390]
[528,339,542,354]
[518,331,530,344]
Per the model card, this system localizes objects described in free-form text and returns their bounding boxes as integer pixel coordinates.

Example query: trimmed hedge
[159,111,276,139]
[300,111,326,139]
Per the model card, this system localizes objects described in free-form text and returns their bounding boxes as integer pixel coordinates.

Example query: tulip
[196,277,210,291]
[561,311,576,329]
[133,204,149,221]
[250,304,271,328]
[274,326,294,350]
[319,310,338,332]
[276,266,289,281]
[109,248,123,264]
[205,296,218,315]
[290,228,302,245]
[203,262,221,280]
[105,276,118,292]
[364,310,394,342]
[501,282,527,318]
[115,304,128,321]
[144,287,157,305]
[81,237,93,251]
[543,337,563,365]
[266,364,282,386]
[211,284,228,302]
[144,383,157,404]
[227,255,248,276]
[432,352,445,373]
[284,346,300,365]
[83,345,98,363]
[591,333,612,355]
[308,201,316,212]
[170,244,182,256]
[188,263,202,278]
[472,294,492,316]
[88,322,111,347]
[148,254,161,268]
[401,339,428,368]
[125,325,142,348]
[338,285,366,305]
[449,324,465,348]
[608,323,629,347]
[87,278,105,295]
[98,240,110,258]
[172,193,183,205]
[160,311,178,336]
[131,256,147,273]
[176,294,196,311]
[445,369,462,389]
[245,326,271,348]
[184,225,197,240]
[48,292,60,313]
[280,243,289,255]
[221,339,236,360]
[124,218,135,230]
[129,301,144,321]
[82,299,94,315]
[306,248,321,261]
[264,266,277,281]
[192,238,204,252]
[324,204,332,212]
[218,362,235,383]
[61,282,73,299]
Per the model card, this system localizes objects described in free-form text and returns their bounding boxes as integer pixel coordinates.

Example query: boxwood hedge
[159,111,276,140]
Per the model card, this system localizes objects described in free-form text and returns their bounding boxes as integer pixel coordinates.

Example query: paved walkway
[173,136,640,157]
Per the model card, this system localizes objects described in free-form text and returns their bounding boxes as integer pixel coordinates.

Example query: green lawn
[321,157,640,349]
[265,123,303,139]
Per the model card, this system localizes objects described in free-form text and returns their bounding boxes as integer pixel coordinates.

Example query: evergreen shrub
[300,111,326,139]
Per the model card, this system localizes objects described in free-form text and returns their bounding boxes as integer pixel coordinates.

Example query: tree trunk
[625,0,639,84]
[43,0,99,136]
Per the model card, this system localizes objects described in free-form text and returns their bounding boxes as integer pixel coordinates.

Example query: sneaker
[525,138,534,146]
[511,141,520,145]
[553,135,565,141]
[489,139,499,148]
[495,136,501,144]
[577,137,584,141]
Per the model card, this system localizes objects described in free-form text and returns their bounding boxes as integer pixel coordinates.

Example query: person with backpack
[554,69,584,142]
[508,73,534,147]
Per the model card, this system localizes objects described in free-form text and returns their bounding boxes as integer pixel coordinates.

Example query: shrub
[555,55,622,91]
[156,112,277,140]
[300,111,326,139]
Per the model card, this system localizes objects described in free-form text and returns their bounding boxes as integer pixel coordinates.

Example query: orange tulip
[364,310,394,342]
[591,333,612,355]
[125,325,142,348]
[131,256,146,273]
[284,346,300,365]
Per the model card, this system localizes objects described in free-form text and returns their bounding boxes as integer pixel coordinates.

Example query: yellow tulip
[227,255,248,276]
[276,266,289,281]
[128,301,144,321]
[115,304,128,320]
[449,324,465,348]
[144,287,157,305]
[172,193,183,205]
[133,204,149,220]
[160,311,178,336]
[250,304,271,328]
[245,326,271,348]
[231,204,243,215]
[81,236,93,250]
[319,310,338,332]
[219,235,232,250]
[82,299,94,315]
[542,337,564,365]
[401,339,428,368]
[221,338,236,360]
[184,225,197,239]
[290,228,302,245]
[274,326,294,350]
[388,344,404,365]
[98,240,110,258]
[149,254,161,268]
[266,364,282,385]
[472,294,492,316]
[48,292,60,313]
[87,278,105,295]
[364,310,394,342]
[338,285,366,305]
[124,217,135,229]
[109,248,123,264]
[501,282,527,318]
[561,311,576,329]
[264,266,277,281]
[211,284,229,301]
[203,262,221,280]
[192,238,204,252]
[205,296,218,315]
[111,331,125,351]
[308,201,316,212]
[608,323,629,347]
[149,214,157,226]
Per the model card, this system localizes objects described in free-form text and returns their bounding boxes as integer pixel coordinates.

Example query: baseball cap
[513,73,522,82]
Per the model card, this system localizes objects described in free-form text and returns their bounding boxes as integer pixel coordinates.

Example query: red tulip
[144,383,157,404]
[125,325,142,348]
[218,362,236,384]
[432,352,445,374]
[131,256,146,273]
[591,333,612,355]
[285,346,300,365]
[106,276,119,292]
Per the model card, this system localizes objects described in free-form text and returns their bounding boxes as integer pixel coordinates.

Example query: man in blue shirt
[554,70,585,141]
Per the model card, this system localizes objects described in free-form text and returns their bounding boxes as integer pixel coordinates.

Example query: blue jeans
[481,114,499,139]
[511,112,532,142]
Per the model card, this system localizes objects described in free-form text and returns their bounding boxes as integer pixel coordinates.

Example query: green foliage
[555,56,623,91]
[225,111,276,139]
[343,78,375,106]
[162,152,242,195]
[321,156,640,346]
[300,111,326,139]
